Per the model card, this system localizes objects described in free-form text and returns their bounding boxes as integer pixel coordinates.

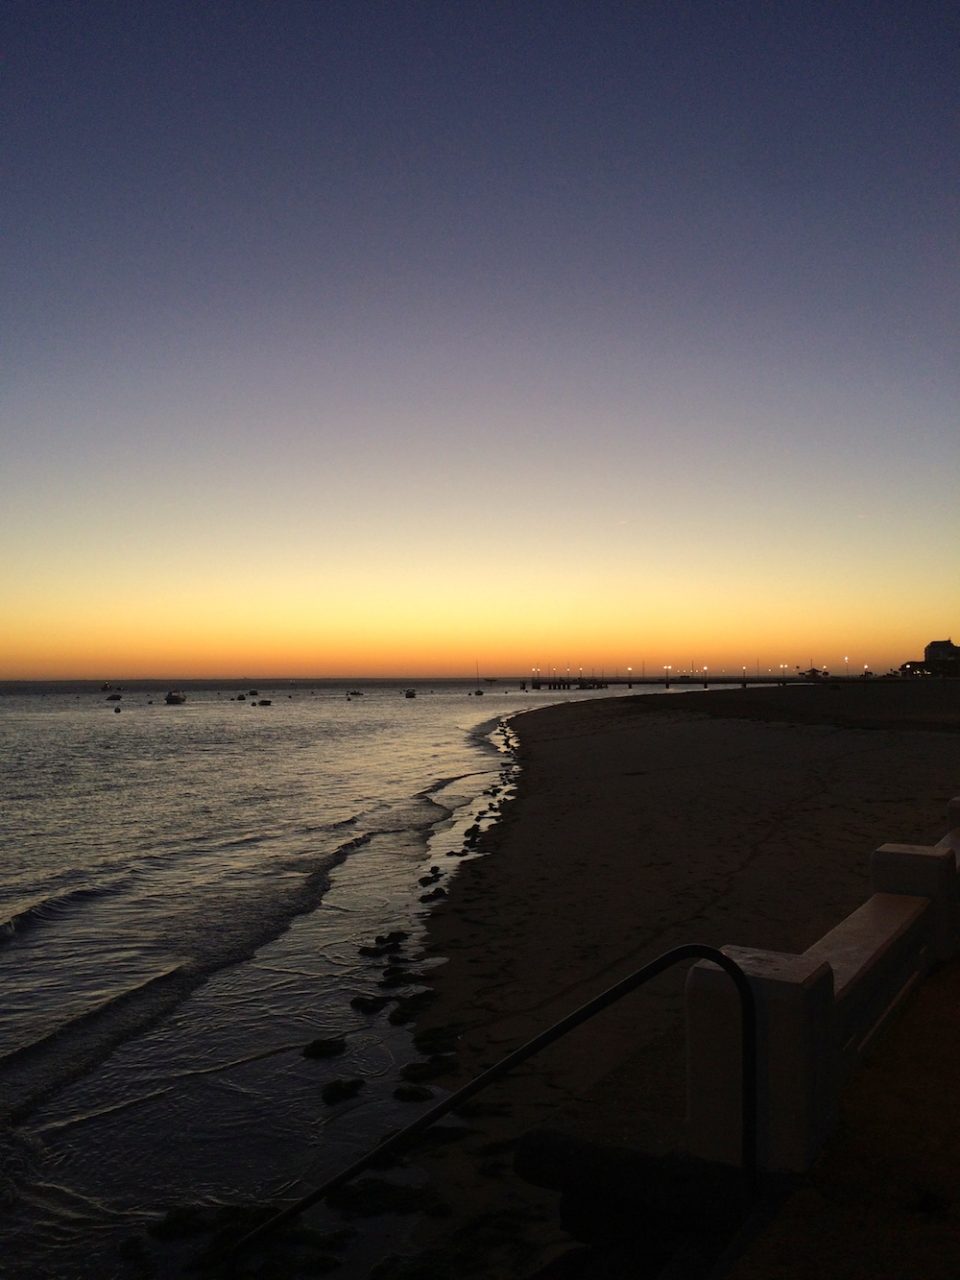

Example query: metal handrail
[230,943,757,1259]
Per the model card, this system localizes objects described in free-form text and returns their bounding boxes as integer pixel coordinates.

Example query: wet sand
[384,681,960,1278]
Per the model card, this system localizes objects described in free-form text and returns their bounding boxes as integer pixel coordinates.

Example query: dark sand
[728,951,960,1280]
[368,681,960,1279]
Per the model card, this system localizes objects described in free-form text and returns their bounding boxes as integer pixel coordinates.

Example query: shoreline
[385,682,960,1277]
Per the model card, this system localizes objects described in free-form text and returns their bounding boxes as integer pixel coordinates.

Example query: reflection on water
[0,681,634,1276]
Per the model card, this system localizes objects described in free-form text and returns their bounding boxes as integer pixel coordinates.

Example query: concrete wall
[685,797,960,1173]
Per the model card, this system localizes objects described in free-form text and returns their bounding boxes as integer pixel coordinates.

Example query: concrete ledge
[935,829,960,859]
[684,800,960,1175]
[806,893,930,998]
[806,893,934,1068]
[871,843,958,959]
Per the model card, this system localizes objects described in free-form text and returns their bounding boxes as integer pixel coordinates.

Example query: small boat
[404,689,416,698]
[257,699,272,706]
[164,690,187,705]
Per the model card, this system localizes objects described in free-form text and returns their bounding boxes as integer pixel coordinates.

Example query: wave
[0,965,194,1124]
[360,795,456,842]
[323,813,361,831]
[415,771,482,799]
[468,712,515,746]
[0,833,380,1126]
[0,885,121,950]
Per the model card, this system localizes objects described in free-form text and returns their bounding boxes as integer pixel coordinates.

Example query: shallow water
[0,678,643,1277]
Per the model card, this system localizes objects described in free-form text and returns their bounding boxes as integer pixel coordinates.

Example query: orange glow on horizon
[1,609,939,682]
[3,531,948,681]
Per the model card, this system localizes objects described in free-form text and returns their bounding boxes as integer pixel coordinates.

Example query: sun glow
[3,546,941,680]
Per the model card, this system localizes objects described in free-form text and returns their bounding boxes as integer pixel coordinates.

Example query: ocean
[0,678,640,1278]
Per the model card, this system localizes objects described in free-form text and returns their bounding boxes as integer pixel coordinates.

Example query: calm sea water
[0,678,642,1278]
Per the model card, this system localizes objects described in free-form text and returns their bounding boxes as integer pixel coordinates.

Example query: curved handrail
[230,943,756,1259]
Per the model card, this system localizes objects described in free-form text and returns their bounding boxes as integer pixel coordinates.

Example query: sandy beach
[375,681,960,1278]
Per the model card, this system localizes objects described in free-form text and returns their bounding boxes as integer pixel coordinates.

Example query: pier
[528,673,841,691]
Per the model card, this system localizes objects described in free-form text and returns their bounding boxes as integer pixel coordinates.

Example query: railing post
[686,947,835,1172]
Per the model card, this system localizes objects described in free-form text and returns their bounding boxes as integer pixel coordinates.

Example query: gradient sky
[4,1,958,678]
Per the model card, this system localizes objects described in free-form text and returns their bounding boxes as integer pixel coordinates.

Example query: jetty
[528,671,872,691]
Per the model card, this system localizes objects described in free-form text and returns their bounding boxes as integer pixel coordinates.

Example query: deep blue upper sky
[9,1,956,374]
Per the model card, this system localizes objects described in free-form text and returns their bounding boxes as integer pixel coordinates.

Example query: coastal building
[900,638,960,677]
[925,638,960,673]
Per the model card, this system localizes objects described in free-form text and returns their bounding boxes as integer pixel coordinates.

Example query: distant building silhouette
[901,638,960,676]
[924,638,960,675]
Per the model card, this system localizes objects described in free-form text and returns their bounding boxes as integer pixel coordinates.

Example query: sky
[3,0,958,678]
